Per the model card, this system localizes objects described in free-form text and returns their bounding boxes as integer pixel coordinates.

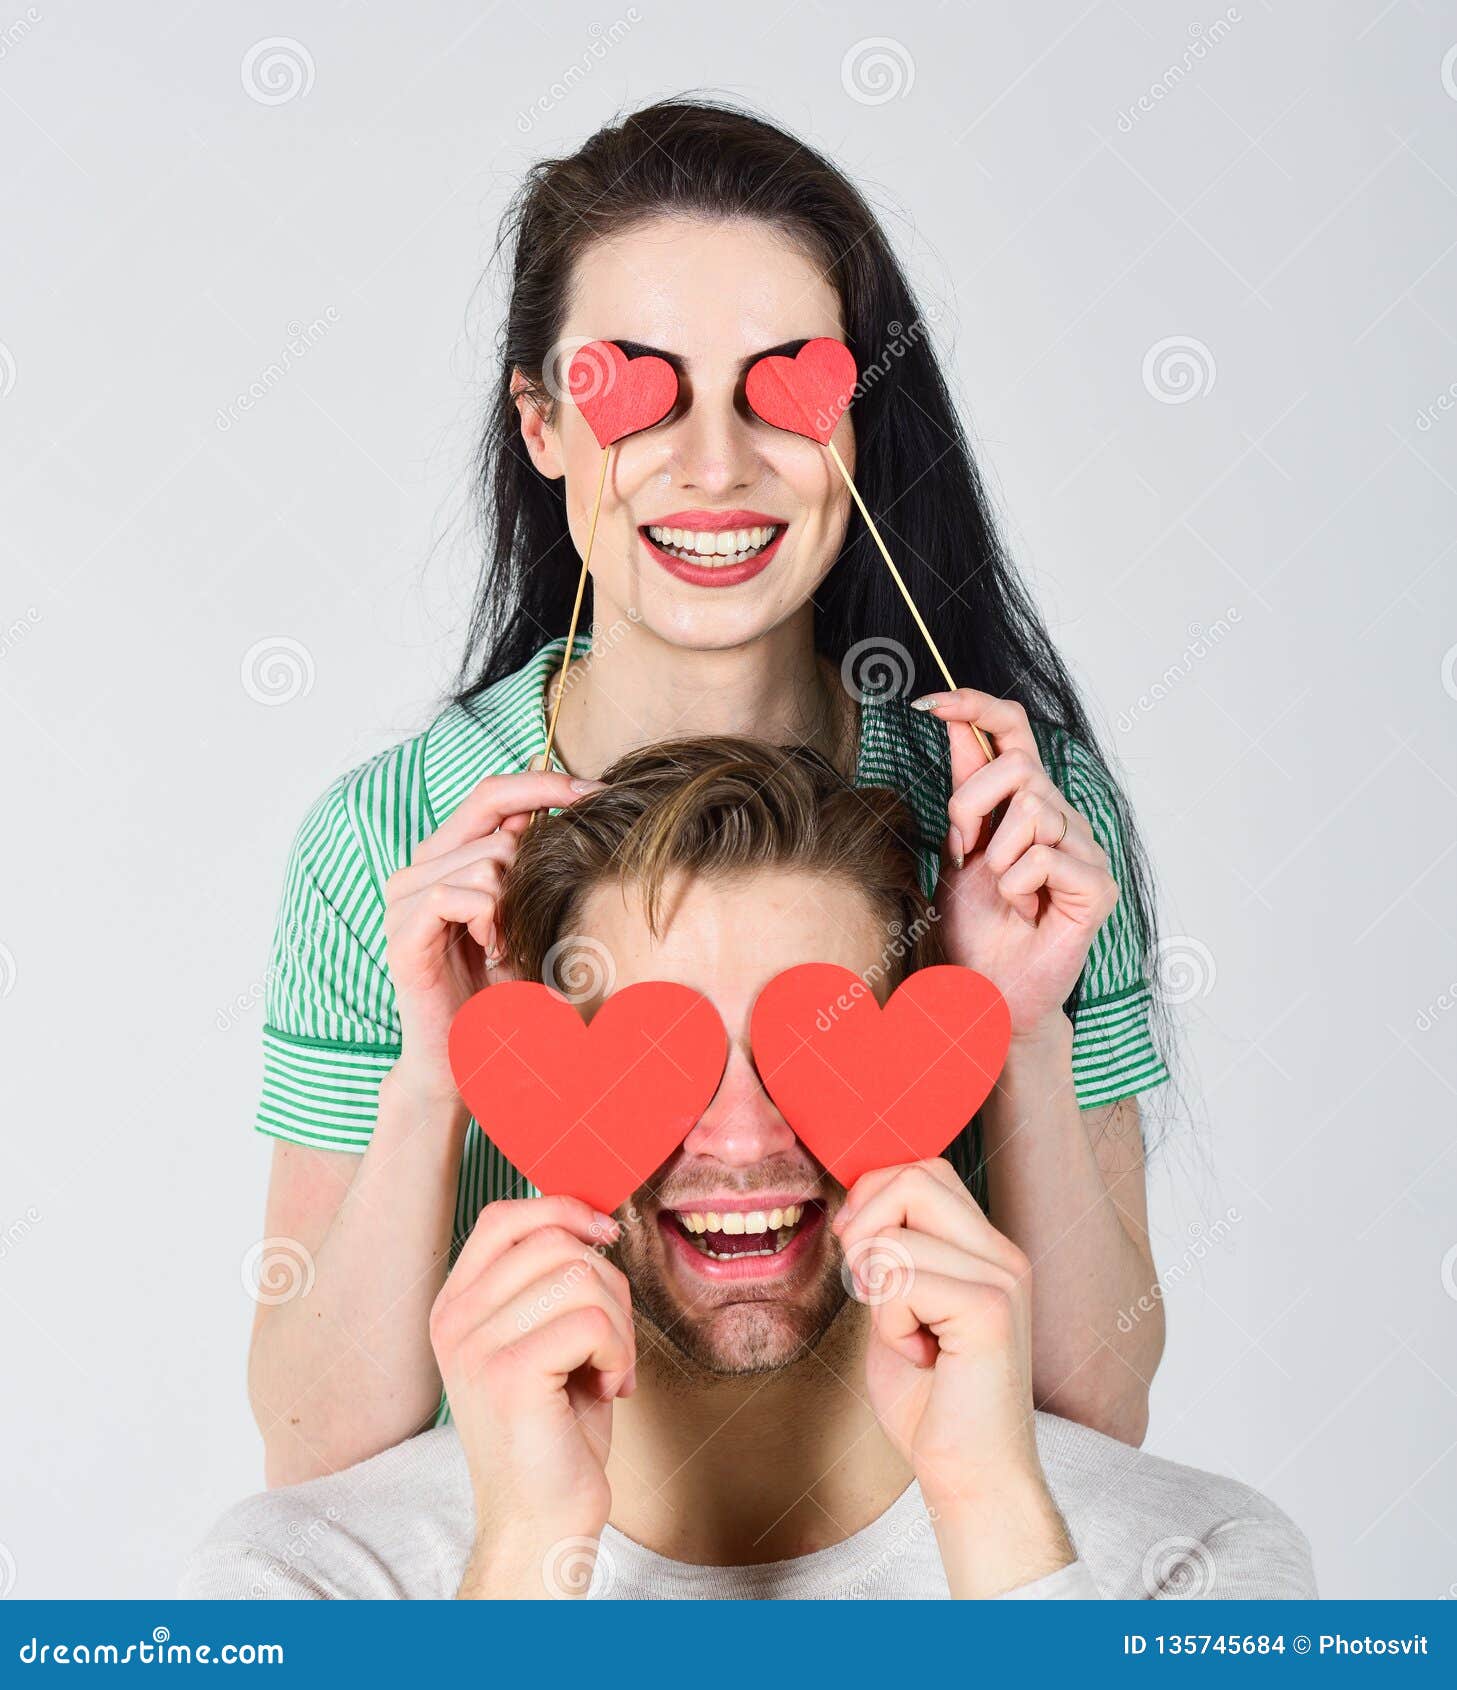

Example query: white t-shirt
[181,1414,1315,1601]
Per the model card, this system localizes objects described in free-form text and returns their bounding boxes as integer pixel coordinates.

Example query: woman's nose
[669,383,758,496]
[680,1044,796,1167]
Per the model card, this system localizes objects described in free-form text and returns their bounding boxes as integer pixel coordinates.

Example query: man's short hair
[497,735,942,990]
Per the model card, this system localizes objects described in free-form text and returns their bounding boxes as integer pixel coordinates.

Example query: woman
[247,98,1171,1486]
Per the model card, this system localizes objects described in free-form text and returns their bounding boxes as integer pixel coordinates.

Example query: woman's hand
[913,690,1118,1043]
[383,770,603,1101]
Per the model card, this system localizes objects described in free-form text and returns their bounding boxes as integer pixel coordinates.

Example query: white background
[2,0,1455,1599]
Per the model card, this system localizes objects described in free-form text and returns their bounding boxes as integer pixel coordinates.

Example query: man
[186,740,1314,1600]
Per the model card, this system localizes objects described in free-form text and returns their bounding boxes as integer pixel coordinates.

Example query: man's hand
[832,1159,1076,1598]
[429,1195,634,1599]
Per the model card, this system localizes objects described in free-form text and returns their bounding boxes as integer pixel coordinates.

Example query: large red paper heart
[745,337,858,445]
[749,963,1011,1187]
[567,339,678,448]
[448,980,728,1213]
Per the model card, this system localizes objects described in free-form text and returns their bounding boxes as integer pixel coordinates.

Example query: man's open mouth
[667,1201,821,1260]
[643,523,783,569]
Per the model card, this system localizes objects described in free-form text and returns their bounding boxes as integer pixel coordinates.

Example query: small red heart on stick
[567,340,678,449]
[448,980,728,1213]
[745,337,858,445]
[749,963,1010,1188]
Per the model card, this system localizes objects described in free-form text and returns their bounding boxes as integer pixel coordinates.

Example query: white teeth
[675,1203,803,1235]
[645,525,780,566]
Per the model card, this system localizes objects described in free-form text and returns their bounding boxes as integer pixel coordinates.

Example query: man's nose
[680,1043,796,1167]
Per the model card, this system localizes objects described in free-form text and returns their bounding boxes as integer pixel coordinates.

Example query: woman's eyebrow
[610,337,813,372]
[612,338,682,365]
[738,338,810,370]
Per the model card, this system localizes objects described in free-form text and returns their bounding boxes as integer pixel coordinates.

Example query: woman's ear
[513,371,565,480]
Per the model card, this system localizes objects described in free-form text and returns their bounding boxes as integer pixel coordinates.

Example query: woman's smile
[639,506,789,589]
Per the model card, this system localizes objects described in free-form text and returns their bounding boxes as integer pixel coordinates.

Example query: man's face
[572,867,893,1377]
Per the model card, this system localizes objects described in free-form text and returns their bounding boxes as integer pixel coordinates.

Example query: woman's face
[518,215,854,654]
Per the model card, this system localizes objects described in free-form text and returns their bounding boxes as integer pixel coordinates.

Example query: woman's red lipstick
[640,508,787,589]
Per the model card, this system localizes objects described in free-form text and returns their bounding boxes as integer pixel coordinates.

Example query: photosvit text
[1122,1633,1430,1656]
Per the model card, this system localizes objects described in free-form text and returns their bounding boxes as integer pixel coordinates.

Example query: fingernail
[593,1211,620,1236]
[910,695,943,712]
[570,778,607,793]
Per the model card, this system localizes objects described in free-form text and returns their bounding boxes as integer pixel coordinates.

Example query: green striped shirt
[258,637,1168,1248]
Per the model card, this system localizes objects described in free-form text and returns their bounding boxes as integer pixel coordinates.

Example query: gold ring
[1051,809,1069,847]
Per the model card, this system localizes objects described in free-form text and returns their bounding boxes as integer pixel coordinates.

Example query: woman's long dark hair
[454,97,1172,1113]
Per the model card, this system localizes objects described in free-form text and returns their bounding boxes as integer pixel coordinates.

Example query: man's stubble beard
[609,1226,854,1383]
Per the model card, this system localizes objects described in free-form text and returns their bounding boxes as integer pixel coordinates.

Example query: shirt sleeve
[1045,730,1170,1110]
[1151,1518,1319,1600]
[998,1559,1103,1599]
[254,777,402,1153]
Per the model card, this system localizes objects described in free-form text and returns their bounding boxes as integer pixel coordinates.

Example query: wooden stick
[539,443,612,779]
[825,439,995,765]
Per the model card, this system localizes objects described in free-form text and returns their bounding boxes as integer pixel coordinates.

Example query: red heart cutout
[567,339,678,448]
[745,337,858,445]
[448,981,728,1213]
[749,963,1010,1187]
